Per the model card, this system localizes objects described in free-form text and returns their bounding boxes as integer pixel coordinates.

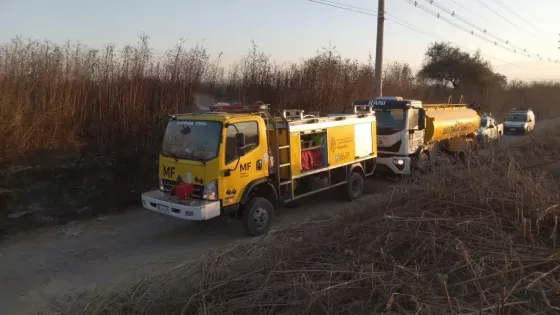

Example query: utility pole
[374,0,385,98]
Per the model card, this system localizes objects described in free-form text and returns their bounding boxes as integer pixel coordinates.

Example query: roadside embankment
[61,127,560,315]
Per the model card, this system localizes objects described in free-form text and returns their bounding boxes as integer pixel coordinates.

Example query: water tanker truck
[349,96,480,175]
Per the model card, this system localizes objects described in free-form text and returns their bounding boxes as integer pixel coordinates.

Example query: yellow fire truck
[141,104,378,236]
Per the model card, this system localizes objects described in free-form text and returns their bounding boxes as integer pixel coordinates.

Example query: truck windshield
[375,109,405,129]
[480,117,489,127]
[161,120,222,161]
[506,113,527,122]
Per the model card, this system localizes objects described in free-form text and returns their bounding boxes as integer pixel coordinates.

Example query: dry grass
[1,36,560,163]
[55,127,560,315]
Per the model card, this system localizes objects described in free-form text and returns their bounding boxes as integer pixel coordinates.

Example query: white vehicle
[476,114,503,144]
[348,96,480,175]
[503,108,535,135]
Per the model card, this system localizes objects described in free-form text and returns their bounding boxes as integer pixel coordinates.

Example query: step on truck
[348,96,480,176]
[141,103,378,236]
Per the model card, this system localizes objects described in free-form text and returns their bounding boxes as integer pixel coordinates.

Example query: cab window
[225,121,259,164]
[408,108,419,129]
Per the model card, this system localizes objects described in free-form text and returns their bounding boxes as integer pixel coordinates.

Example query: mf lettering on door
[240,162,252,172]
[163,166,175,178]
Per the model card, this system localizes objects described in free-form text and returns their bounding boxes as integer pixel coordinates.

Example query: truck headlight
[203,180,218,200]
[393,159,404,166]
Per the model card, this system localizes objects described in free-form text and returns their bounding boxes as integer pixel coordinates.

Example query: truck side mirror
[236,133,246,147]
[236,133,247,157]
[418,109,426,130]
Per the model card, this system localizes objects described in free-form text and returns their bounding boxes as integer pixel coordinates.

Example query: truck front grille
[378,140,402,153]
[161,179,204,198]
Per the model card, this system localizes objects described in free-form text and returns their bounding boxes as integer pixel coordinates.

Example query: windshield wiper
[162,150,180,162]
[182,154,206,165]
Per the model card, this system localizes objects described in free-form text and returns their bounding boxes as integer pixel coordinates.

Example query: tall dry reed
[1,36,559,163]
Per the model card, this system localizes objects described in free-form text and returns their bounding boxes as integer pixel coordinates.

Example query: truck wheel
[242,197,274,237]
[344,172,364,201]
[413,152,430,173]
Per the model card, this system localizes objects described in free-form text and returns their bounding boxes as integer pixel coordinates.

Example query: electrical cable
[308,0,523,66]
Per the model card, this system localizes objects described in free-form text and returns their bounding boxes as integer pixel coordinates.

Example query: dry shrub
[1,36,560,163]
[61,128,560,315]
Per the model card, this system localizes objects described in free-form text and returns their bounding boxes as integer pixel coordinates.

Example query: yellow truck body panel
[327,125,356,167]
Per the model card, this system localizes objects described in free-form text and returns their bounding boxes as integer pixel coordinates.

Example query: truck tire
[344,172,364,201]
[242,197,274,237]
[412,151,430,173]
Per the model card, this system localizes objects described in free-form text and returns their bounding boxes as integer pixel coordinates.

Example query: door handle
[256,159,263,170]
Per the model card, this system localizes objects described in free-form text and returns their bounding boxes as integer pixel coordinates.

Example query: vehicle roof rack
[209,104,271,113]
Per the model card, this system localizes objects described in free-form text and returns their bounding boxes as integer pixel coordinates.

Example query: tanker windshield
[161,120,222,161]
[506,113,528,122]
[375,109,405,130]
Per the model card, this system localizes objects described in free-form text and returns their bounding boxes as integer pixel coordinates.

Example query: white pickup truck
[476,114,503,145]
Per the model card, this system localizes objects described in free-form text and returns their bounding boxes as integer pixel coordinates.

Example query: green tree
[418,42,506,89]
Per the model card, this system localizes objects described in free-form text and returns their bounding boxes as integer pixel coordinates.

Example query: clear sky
[1,0,559,81]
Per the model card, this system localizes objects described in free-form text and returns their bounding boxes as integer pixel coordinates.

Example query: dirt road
[1,118,558,315]
[0,177,403,315]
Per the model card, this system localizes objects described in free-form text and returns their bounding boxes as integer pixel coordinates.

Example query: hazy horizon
[1,0,559,82]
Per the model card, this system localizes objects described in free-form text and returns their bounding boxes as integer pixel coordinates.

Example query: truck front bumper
[141,190,220,221]
[504,126,526,135]
[377,156,411,175]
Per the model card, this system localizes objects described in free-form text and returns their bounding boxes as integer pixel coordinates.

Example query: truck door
[222,120,267,206]
[407,108,424,152]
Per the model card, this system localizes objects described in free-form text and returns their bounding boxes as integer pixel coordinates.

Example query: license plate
[509,128,516,131]
[156,204,169,213]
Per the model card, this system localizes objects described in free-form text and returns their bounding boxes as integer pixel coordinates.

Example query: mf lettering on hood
[163,166,175,178]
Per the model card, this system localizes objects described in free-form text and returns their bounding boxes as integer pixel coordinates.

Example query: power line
[450,0,537,43]
[308,0,373,17]
[511,0,549,28]
[491,0,547,38]
[474,0,538,39]
[422,0,530,53]
[309,0,559,65]
[404,0,533,58]
[450,0,500,29]
[308,0,522,67]
[404,0,558,63]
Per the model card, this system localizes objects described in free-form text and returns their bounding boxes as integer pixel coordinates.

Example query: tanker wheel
[413,151,430,173]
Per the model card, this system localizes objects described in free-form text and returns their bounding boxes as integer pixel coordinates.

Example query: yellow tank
[423,104,480,144]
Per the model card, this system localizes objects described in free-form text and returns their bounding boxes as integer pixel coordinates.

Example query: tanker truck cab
[352,96,480,176]
[142,104,378,236]
[352,97,425,175]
